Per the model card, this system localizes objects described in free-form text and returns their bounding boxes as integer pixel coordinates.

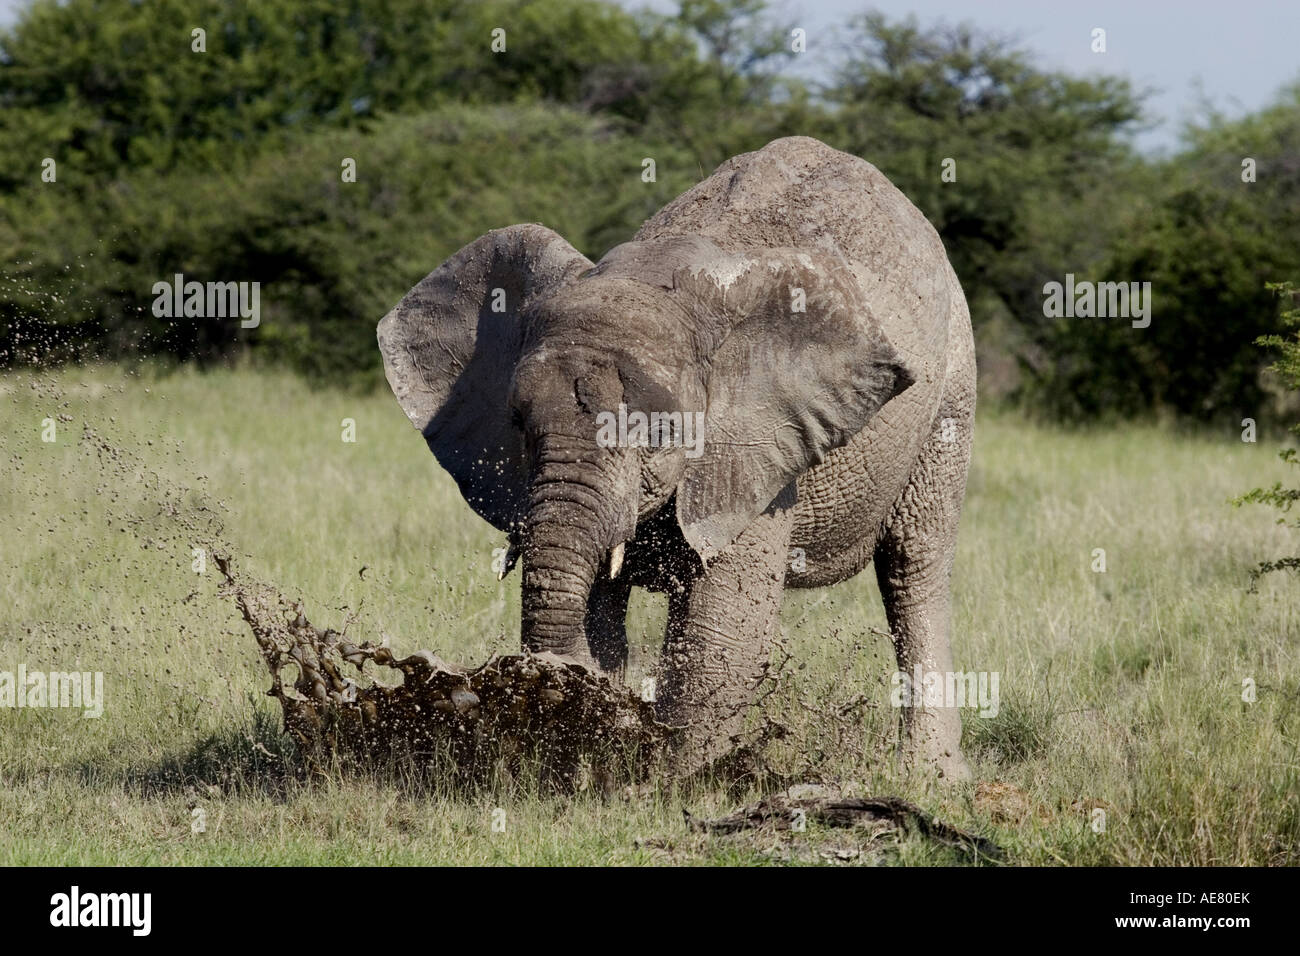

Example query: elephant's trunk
[521,511,601,658]
[520,435,633,660]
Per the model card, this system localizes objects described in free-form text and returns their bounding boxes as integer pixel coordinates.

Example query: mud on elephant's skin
[377,136,976,781]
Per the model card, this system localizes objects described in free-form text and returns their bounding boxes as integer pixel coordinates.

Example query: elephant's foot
[657,717,754,785]
[898,707,972,784]
[901,743,972,784]
[653,496,793,781]
[654,632,770,780]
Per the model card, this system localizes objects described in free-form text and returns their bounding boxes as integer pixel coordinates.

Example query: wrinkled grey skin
[378,137,975,781]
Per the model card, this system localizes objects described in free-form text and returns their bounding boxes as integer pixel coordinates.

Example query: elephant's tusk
[497,540,520,581]
[609,542,625,579]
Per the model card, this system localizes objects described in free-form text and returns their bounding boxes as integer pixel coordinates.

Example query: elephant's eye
[509,406,525,431]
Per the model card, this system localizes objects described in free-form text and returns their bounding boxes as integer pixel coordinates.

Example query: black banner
[0,866,1285,941]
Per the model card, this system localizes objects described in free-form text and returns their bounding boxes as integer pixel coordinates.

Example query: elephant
[377,136,975,781]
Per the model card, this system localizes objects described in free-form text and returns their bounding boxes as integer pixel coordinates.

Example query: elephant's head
[377,224,914,662]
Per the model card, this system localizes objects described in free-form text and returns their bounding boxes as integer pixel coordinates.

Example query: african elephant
[377,136,975,781]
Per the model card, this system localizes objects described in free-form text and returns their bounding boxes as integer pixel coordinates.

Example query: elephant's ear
[674,247,917,563]
[377,224,592,532]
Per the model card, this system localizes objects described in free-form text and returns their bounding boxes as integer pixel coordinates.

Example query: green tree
[1234,281,1300,587]
[827,13,1142,310]
[0,103,695,381]
[0,0,691,186]
[0,0,769,374]
[1038,83,1300,422]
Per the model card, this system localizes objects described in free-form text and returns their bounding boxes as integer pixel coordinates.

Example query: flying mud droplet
[29,380,856,795]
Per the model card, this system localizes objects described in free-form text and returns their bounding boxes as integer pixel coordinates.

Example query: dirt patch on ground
[645,783,1003,863]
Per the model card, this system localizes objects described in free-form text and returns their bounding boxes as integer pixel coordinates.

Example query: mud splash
[9,374,872,796]
[215,555,676,787]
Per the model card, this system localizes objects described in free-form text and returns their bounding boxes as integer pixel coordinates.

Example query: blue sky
[3,0,1296,153]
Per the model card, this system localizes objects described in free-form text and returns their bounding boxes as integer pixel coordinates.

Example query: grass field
[2,364,1298,865]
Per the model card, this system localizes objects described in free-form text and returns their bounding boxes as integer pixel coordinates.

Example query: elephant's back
[635,136,952,388]
[636,137,935,261]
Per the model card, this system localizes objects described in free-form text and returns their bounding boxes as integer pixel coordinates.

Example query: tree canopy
[2,0,1297,424]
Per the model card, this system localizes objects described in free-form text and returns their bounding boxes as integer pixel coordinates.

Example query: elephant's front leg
[655,500,794,773]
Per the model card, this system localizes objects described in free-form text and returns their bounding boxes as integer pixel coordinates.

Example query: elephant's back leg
[873,316,975,781]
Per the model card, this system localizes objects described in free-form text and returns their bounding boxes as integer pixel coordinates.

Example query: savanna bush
[1234,280,1300,585]
[0,104,694,383]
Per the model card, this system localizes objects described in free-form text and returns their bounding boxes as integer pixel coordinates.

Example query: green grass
[2,363,1298,865]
